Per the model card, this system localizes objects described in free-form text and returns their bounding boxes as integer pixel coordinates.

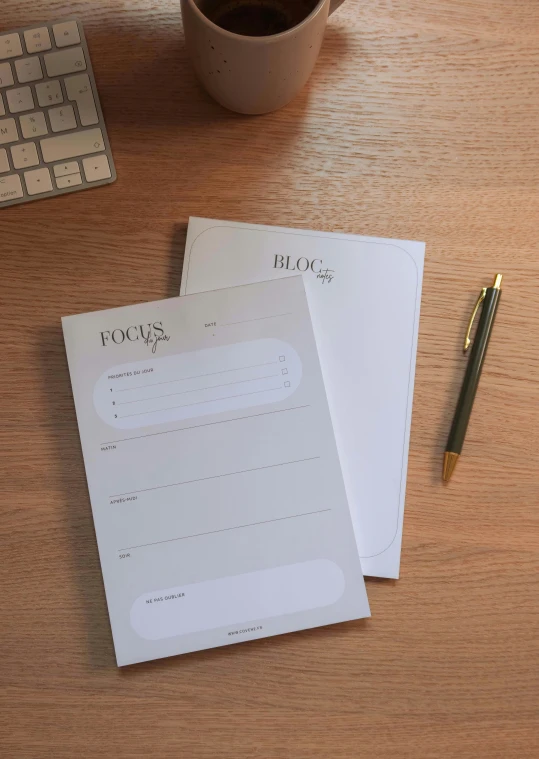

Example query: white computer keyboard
[0,18,116,208]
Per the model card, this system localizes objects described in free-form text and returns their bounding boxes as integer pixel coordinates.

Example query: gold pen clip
[464,288,487,353]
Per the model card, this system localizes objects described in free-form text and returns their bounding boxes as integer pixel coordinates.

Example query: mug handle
[329,0,346,14]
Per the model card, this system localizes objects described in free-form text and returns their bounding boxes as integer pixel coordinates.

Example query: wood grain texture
[1,1,539,757]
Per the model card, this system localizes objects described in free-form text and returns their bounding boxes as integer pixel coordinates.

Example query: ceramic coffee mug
[181,0,347,114]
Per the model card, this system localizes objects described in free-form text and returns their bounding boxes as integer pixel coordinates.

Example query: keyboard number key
[11,141,39,169]
[83,154,111,182]
[7,87,34,114]
[0,173,24,202]
[24,27,52,54]
[0,148,9,173]
[0,34,23,61]
[0,117,19,145]
[20,111,48,139]
[53,22,81,49]
[49,105,77,133]
[15,57,43,84]
[24,167,53,196]
[0,62,14,89]
[35,80,63,108]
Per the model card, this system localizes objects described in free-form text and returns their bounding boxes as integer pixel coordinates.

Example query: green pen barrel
[447,286,502,455]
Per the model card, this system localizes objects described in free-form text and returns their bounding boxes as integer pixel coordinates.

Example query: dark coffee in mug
[197,0,319,37]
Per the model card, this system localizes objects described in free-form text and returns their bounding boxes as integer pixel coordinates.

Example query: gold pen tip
[443,452,460,482]
[492,273,503,289]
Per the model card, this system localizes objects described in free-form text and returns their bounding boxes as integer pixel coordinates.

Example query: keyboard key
[56,172,82,189]
[49,105,77,133]
[40,127,105,163]
[54,161,79,177]
[24,166,53,195]
[0,148,9,173]
[53,21,81,48]
[44,47,86,78]
[65,74,98,126]
[0,62,14,88]
[15,57,43,84]
[0,117,19,145]
[0,173,24,202]
[82,154,111,182]
[20,111,48,139]
[0,93,4,117]
[7,86,34,113]
[35,80,63,107]
[0,34,23,61]
[11,141,39,169]
[24,27,52,54]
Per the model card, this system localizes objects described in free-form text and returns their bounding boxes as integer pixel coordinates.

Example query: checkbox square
[279,355,285,362]
[284,381,290,387]
[282,368,288,375]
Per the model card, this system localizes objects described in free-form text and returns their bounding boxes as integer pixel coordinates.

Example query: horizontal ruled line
[118,508,331,551]
[222,312,293,327]
[115,361,279,392]
[99,405,310,446]
[119,386,283,418]
[109,456,320,498]
[117,373,280,405]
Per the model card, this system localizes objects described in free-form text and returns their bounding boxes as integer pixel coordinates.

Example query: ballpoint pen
[443,273,503,482]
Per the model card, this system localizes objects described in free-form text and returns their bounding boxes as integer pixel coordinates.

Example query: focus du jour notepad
[181,218,425,579]
[62,277,370,666]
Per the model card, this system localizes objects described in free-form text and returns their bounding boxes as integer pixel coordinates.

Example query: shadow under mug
[181,0,347,114]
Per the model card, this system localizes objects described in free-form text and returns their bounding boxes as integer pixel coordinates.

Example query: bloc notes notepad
[63,276,369,666]
[181,218,425,579]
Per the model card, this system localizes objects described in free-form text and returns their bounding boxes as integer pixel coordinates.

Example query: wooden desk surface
[1,1,538,757]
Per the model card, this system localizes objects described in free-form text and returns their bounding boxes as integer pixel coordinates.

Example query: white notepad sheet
[63,276,369,666]
[181,218,425,579]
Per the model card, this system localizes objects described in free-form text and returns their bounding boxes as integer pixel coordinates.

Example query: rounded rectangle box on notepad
[94,338,302,429]
[130,560,345,641]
